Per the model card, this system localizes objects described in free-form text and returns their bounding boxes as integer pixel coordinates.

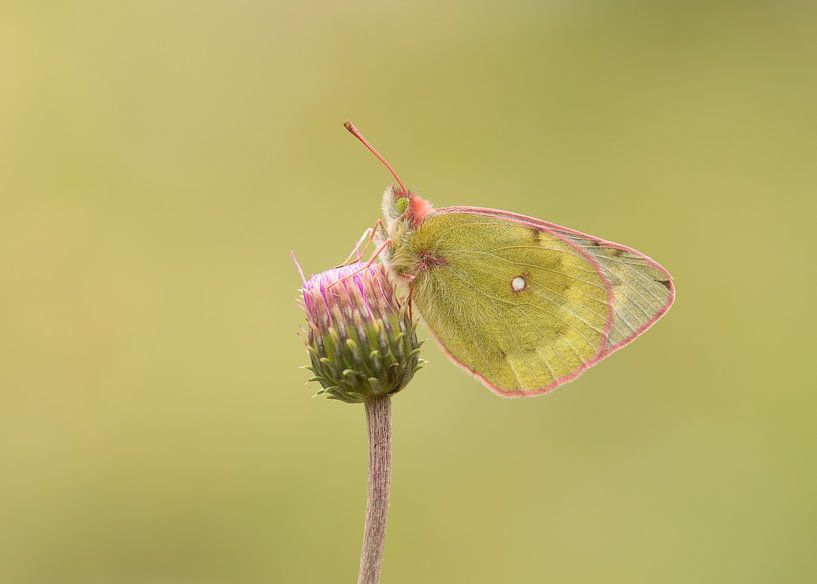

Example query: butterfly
[340,122,675,398]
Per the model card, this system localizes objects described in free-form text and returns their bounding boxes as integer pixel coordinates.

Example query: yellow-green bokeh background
[2,1,816,582]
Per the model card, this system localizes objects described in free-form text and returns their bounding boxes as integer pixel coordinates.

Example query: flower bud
[298,261,422,403]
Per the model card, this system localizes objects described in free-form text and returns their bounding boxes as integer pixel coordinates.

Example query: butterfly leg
[340,228,374,266]
[361,237,391,268]
[339,220,386,266]
[355,220,387,260]
[328,238,392,290]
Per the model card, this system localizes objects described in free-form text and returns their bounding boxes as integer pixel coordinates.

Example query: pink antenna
[343,121,407,193]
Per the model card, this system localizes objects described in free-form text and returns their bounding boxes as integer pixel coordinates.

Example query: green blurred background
[2,1,816,582]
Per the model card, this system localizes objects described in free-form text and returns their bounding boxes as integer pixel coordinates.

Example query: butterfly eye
[395,197,409,215]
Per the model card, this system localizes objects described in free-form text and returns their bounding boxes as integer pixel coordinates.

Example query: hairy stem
[357,395,392,584]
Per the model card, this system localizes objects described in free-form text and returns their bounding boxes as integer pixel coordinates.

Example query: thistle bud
[297,261,422,403]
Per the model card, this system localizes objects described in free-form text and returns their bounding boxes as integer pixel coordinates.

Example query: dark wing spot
[530,228,542,243]
[656,279,672,290]
[610,247,626,257]
[414,252,448,272]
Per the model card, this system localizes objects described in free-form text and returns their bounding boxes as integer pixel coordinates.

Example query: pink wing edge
[425,206,677,399]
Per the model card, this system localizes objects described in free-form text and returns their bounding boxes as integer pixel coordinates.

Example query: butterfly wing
[406,208,674,397]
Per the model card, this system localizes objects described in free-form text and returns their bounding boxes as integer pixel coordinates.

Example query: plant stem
[357,395,392,584]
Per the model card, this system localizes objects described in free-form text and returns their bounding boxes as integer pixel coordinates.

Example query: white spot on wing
[512,276,526,292]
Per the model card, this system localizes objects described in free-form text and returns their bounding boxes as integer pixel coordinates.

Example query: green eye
[395,197,409,215]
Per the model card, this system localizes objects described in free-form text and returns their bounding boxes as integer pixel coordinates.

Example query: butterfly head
[382,185,434,229]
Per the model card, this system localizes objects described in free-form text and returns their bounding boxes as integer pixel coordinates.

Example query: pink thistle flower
[295,258,422,403]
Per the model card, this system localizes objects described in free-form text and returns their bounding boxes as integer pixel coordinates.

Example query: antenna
[343,121,407,193]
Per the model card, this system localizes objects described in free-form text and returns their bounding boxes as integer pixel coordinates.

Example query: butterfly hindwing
[405,208,674,396]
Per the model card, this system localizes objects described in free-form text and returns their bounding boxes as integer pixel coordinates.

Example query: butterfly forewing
[408,213,610,395]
